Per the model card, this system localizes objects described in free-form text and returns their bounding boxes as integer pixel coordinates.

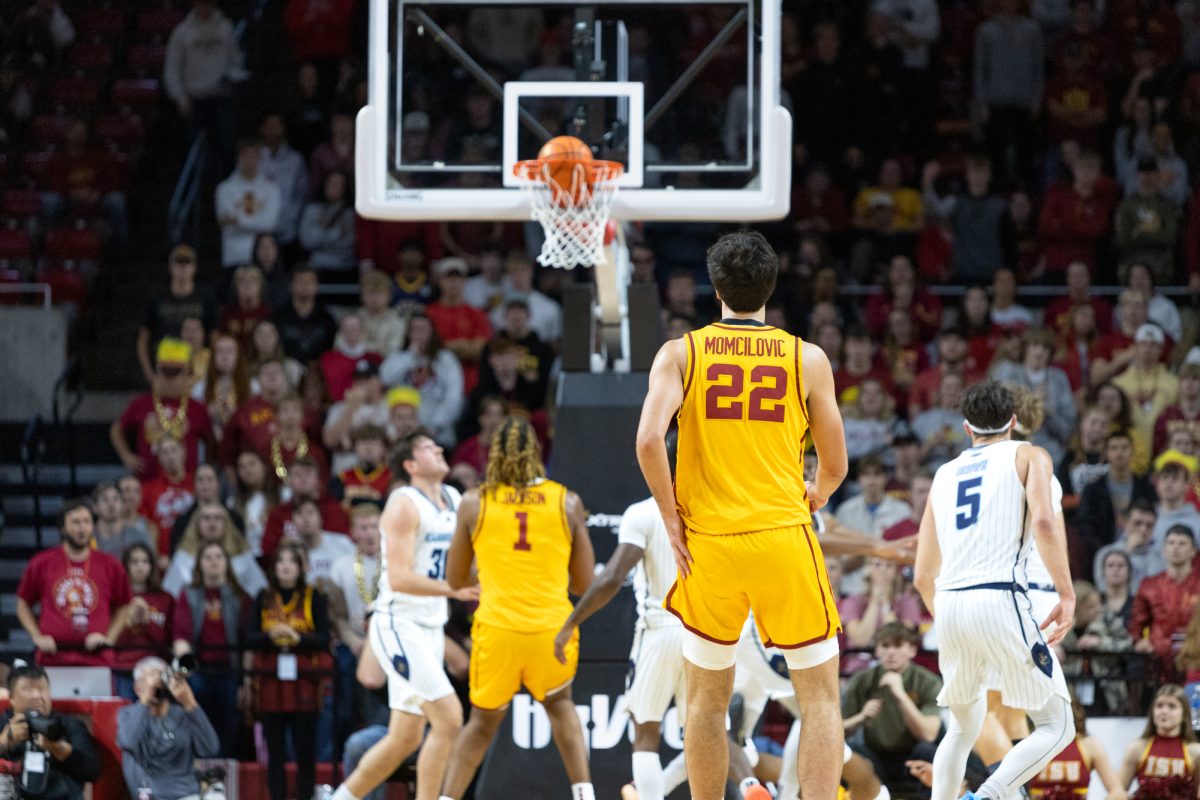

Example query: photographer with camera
[116,656,222,800]
[0,662,100,800]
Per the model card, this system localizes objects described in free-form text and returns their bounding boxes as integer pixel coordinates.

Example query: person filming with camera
[0,662,100,799]
[116,656,222,800]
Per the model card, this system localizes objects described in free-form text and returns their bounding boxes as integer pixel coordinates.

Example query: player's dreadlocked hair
[484,416,545,491]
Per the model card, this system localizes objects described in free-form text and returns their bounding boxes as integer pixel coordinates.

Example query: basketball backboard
[355,0,791,222]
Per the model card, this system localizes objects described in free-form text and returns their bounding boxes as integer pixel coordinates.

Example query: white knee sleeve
[782,637,839,670]
[681,629,737,670]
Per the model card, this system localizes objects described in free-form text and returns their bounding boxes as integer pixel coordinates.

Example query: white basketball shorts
[369,611,455,715]
[626,624,687,725]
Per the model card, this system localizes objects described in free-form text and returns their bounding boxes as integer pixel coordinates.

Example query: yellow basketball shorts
[469,619,579,710]
[664,524,841,648]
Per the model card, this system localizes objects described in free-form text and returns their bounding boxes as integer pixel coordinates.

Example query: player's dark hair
[389,427,437,479]
[122,542,162,592]
[7,662,48,690]
[959,380,1014,432]
[875,621,920,648]
[484,417,545,491]
[706,230,778,314]
[59,498,93,529]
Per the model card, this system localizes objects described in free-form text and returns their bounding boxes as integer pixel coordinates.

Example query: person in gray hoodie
[163,0,244,173]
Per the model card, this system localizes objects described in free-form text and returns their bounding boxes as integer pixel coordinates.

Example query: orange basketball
[538,135,593,204]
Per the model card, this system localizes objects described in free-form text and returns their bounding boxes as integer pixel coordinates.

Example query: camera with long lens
[24,710,64,742]
[156,654,198,701]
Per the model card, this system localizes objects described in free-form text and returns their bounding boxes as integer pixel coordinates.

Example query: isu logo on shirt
[1145,755,1187,777]
[1039,760,1083,783]
[53,572,97,617]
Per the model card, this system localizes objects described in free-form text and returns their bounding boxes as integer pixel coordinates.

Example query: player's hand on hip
[804,481,829,513]
[1039,596,1075,647]
[553,625,574,665]
[664,511,693,577]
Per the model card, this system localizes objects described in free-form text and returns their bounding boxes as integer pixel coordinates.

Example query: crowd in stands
[12,0,1200,796]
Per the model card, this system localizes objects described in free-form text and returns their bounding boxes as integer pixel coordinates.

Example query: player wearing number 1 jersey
[333,430,477,800]
[637,230,850,800]
[440,416,596,800]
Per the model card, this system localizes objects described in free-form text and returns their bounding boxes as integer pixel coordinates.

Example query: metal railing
[167,130,208,247]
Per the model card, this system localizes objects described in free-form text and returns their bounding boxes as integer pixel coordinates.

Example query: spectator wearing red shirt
[1036,151,1115,276]
[139,436,195,555]
[269,393,330,485]
[111,339,214,479]
[426,257,492,394]
[958,286,1005,372]
[1044,42,1108,150]
[284,0,355,64]
[262,457,349,557]
[329,424,393,509]
[881,309,931,417]
[1044,260,1114,338]
[907,326,982,419]
[309,109,355,199]
[1130,526,1200,681]
[356,217,442,275]
[16,500,136,667]
[863,255,942,340]
[881,469,933,543]
[451,395,506,477]
[113,542,174,701]
[1155,364,1200,456]
[792,165,850,241]
[219,265,272,354]
[220,358,320,476]
[833,324,893,406]
[319,313,383,403]
[1055,302,1101,398]
[47,119,127,244]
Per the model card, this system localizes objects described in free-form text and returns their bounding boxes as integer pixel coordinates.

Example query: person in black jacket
[1075,429,1157,581]
[0,662,100,800]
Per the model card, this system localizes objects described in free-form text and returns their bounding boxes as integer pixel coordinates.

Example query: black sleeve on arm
[296,590,331,651]
[242,592,272,650]
[57,716,101,782]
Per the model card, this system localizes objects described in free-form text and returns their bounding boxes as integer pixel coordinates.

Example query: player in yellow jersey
[439,416,597,800]
[636,230,849,800]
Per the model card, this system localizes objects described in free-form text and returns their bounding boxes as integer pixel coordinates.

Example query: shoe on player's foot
[740,783,772,800]
[619,783,639,800]
[958,793,981,800]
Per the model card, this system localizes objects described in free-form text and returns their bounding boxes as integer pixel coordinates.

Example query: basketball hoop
[513,158,624,269]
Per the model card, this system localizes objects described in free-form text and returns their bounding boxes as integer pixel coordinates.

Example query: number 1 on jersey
[513,511,531,551]
[956,477,983,529]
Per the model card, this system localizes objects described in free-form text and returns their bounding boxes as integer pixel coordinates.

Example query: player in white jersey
[914,381,1075,800]
[333,430,479,800]
[984,386,1071,754]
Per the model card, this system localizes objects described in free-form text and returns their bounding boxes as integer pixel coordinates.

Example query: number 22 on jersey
[704,363,787,421]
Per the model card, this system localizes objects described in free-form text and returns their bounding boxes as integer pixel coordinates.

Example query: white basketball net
[513,160,623,269]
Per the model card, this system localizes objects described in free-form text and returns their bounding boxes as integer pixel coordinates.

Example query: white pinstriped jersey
[930,440,1030,591]
[375,484,461,627]
[1022,475,1064,589]
[618,498,679,630]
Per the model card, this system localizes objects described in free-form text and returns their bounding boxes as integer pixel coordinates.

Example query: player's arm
[821,516,915,563]
[1081,736,1127,800]
[1020,445,1075,645]
[912,498,940,616]
[802,342,848,510]
[446,490,481,591]
[635,338,690,573]
[565,491,595,596]
[383,491,473,598]
[554,543,643,663]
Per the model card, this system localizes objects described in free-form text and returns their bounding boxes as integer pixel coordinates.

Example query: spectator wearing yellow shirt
[853,158,925,233]
[1113,324,1179,453]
